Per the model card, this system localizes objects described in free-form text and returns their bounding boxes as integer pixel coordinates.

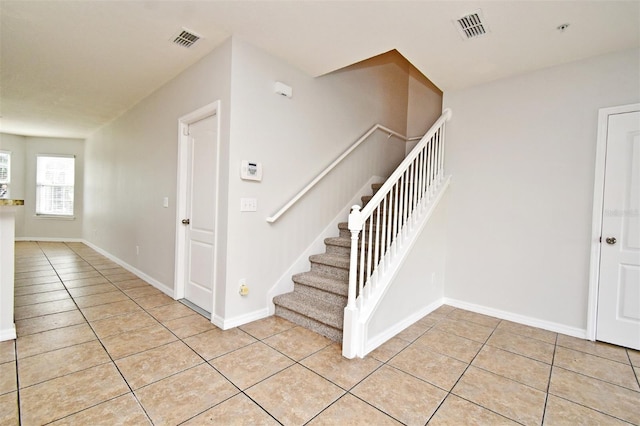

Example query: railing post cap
[350,205,361,212]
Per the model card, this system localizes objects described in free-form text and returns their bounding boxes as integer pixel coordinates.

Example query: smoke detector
[455,10,490,40]
[171,28,202,48]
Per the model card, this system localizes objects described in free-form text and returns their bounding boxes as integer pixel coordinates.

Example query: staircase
[273,182,385,342]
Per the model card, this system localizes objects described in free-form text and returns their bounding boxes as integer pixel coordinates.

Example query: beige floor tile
[134,293,175,309]
[162,314,217,339]
[246,364,344,425]
[396,319,432,342]
[66,283,118,298]
[16,323,96,359]
[367,336,411,363]
[263,326,331,361]
[432,305,456,315]
[412,329,482,363]
[57,270,102,282]
[112,278,150,291]
[14,275,60,287]
[308,393,401,425]
[135,363,237,426]
[16,310,86,337]
[147,302,198,322]
[80,299,142,322]
[101,323,177,359]
[556,335,630,364]
[433,318,495,343]
[90,311,159,339]
[182,393,278,425]
[448,309,501,328]
[73,290,129,308]
[301,343,381,389]
[14,282,65,296]
[238,316,297,340]
[0,341,15,364]
[17,340,110,388]
[14,299,77,321]
[497,320,558,344]
[472,345,551,391]
[104,271,138,283]
[554,346,639,391]
[628,349,640,367]
[116,341,202,389]
[452,366,546,426]
[487,329,555,364]
[184,328,256,360]
[351,365,446,425]
[14,290,70,307]
[49,393,151,426]
[549,367,640,425]
[543,395,631,425]
[429,394,520,425]
[211,342,293,390]
[388,344,468,391]
[63,276,110,288]
[19,363,129,425]
[0,392,18,426]
[0,362,16,395]
[123,285,162,299]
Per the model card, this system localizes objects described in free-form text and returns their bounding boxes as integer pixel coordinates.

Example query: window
[36,155,75,216]
[0,151,9,198]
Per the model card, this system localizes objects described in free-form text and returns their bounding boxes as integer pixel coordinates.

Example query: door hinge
[599,236,602,243]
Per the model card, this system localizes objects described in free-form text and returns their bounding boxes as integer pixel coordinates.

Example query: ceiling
[1,1,638,139]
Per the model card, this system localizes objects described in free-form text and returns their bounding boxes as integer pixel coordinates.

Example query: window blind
[36,155,75,216]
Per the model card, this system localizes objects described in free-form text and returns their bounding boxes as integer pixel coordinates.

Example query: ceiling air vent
[456,10,489,40]
[171,28,202,48]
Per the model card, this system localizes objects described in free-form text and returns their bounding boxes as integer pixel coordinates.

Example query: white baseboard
[81,240,175,298]
[0,326,16,342]
[364,298,443,356]
[266,176,385,314]
[212,308,270,330]
[443,298,588,340]
[15,237,84,242]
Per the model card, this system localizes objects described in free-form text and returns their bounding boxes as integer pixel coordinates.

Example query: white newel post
[0,200,23,341]
[343,205,363,359]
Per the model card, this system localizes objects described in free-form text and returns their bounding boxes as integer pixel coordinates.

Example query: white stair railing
[343,108,452,358]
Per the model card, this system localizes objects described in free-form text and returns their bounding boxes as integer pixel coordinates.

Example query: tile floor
[1,241,639,425]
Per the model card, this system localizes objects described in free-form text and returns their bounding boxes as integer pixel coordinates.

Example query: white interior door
[596,109,640,350]
[182,113,217,314]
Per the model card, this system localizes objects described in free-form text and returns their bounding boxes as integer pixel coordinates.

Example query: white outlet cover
[240,198,257,212]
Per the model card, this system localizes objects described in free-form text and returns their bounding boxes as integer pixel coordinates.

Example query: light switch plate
[240,198,257,212]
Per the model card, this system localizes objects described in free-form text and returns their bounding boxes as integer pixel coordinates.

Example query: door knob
[181,219,190,225]
[605,237,616,245]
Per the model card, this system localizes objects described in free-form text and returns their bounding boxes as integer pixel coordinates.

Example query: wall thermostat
[240,160,262,181]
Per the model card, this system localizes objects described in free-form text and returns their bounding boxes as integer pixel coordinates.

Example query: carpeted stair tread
[273,291,344,329]
[292,271,348,296]
[309,253,350,270]
[324,236,351,248]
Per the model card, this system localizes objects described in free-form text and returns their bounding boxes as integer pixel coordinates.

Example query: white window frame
[0,151,10,199]
[36,154,76,217]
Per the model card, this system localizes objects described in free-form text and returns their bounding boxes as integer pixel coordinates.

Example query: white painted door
[596,110,640,350]
[183,114,217,313]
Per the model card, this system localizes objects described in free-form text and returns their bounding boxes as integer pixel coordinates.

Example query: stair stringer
[343,175,451,359]
[266,176,385,315]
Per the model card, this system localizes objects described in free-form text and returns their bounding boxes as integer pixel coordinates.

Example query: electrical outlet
[240,198,257,212]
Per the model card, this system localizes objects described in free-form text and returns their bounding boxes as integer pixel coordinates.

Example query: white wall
[368,192,448,340]
[222,39,412,322]
[83,38,233,294]
[0,133,84,239]
[406,67,443,154]
[443,48,640,333]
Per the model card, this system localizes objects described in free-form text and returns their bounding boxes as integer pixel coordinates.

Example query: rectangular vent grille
[172,29,201,48]
[456,11,488,39]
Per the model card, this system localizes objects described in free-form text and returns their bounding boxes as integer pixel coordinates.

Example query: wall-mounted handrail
[266,124,419,223]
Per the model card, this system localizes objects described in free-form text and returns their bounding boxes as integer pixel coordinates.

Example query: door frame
[587,102,640,341]
[174,101,221,315]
